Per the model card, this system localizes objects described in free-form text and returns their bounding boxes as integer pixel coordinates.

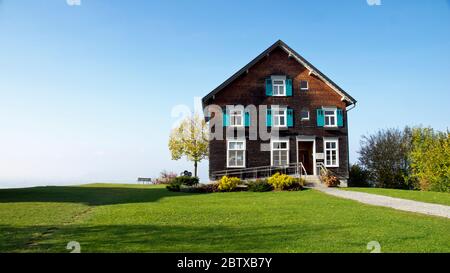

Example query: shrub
[181,183,219,193]
[172,176,199,187]
[409,128,450,192]
[166,175,198,192]
[322,174,340,187]
[267,173,297,191]
[285,178,305,191]
[166,182,181,192]
[218,176,241,192]
[247,179,273,192]
[203,182,220,193]
[154,170,177,184]
[348,164,371,187]
[358,127,412,189]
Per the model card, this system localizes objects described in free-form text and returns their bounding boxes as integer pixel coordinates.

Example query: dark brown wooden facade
[202,41,356,181]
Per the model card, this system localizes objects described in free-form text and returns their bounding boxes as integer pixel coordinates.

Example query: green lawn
[343,187,450,206]
[0,184,449,253]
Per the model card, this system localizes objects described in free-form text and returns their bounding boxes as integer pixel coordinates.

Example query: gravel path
[315,187,450,219]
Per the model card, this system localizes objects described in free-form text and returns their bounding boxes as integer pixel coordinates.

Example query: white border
[322,107,338,128]
[226,139,246,168]
[271,75,287,97]
[323,137,339,167]
[270,139,290,167]
[296,136,316,176]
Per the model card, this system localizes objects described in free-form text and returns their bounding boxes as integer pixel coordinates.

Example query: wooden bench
[137,177,152,184]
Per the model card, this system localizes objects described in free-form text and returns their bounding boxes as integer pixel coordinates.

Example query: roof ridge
[202,40,356,106]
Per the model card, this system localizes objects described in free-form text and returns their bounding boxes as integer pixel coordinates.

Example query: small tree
[409,128,450,192]
[168,114,208,177]
[348,163,371,188]
[358,127,412,189]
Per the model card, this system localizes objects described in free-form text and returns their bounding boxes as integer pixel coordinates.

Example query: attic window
[300,80,309,91]
[271,76,286,96]
[323,107,337,127]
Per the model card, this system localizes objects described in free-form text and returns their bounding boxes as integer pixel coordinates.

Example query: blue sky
[0,0,449,187]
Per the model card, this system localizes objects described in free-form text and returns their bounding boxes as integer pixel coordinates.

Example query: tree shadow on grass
[0,186,193,206]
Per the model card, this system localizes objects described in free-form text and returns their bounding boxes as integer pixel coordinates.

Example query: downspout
[345,102,357,183]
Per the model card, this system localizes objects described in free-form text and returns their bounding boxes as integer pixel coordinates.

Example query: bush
[348,164,371,187]
[285,178,305,191]
[181,183,219,193]
[218,176,241,192]
[203,182,220,193]
[247,179,273,192]
[358,127,412,189]
[166,183,181,192]
[322,174,340,187]
[409,128,450,192]
[154,170,177,184]
[166,176,199,192]
[267,173,297,191]
[172,176,199,186]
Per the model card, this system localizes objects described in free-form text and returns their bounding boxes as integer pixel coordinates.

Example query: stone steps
[303,175,324,188]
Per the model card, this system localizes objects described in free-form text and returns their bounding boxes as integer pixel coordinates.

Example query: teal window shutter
[223,110,229,127]
[337,109,343,127]
[266,109,272,127]
[287,108,294,127]
[265,78,273,96]
[286,79,293,96]
[316,109,324,127]
[245,112,250,127]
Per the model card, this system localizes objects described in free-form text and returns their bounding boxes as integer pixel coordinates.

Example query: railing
[317,162,339,184]
[317,162,327,176]
[212,162,307,181]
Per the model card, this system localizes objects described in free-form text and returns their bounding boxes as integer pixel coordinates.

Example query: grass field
[0,184,449,253]
[343,187,450,206]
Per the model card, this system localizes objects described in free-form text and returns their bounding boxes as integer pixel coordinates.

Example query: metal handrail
[300,164,307,177]
[317,162,340,184]
[212,162,306,180]
[317,162,328,175]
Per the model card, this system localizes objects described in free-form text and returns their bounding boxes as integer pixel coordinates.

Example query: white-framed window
[300,80,309,91]
[272,107,287,127]
[229,110,243,127]
[227,140,246,168]
[301,109,310,120]
[323,107,337,127]
[324,138,339,167]
[271,140,289,167]
[271,76,286,96]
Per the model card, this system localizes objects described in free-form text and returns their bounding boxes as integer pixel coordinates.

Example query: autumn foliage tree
[168,114,209,177]
[409,128,450,192]
[357,126,449,192]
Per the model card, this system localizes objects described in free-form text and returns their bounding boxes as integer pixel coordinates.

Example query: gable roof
[202,40,357,107]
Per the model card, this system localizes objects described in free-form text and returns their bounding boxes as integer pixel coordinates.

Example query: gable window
[227,140,245,168]
[271,76,286,96]
[229,110,243,127]
[323,107,337,127]
[324,138,339,167]
[271,140,289,167]
[272,107,287,127]
[301,109,310,120]
[300,80,308,91]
